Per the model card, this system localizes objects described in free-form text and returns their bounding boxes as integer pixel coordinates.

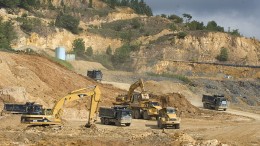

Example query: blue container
[55,47,66,60]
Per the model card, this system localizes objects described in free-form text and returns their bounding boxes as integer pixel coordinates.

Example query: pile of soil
[0,52,125,118]
[150,92,202,117]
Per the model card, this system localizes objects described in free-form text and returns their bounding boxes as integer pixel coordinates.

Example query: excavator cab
[24,102,43,115]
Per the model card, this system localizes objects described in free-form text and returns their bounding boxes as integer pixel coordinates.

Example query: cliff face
[171,32,260,65]
[133,31,260,78]
[12,30,122,53]
[1,1,259,68]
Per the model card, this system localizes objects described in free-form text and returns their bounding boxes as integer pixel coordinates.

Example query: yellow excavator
[114,78,148,105]
[21,85,101,127]
[114,79,161,120]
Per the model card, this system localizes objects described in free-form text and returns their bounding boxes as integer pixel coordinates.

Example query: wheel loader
[20,85,101,127]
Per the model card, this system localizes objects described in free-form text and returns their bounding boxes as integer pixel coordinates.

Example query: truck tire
[158,121,164,129]
[203,103,206,108]
[143,111,151,120]
[125,123,131,126]
[175,124,180,129]
[223,108,227,111]
[115,121,121,126]
[104,118,109,125]
[134,109,141,119]
[132,110,136,119]
[100,118,104,124]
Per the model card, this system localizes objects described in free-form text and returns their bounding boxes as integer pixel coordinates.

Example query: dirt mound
[0,52,125,118]
[151,92,202,117]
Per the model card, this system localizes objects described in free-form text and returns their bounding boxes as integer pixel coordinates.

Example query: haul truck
[202,94,228,111]
[157,107,181,129]
[99,106,132,126]
[1,102,42,116]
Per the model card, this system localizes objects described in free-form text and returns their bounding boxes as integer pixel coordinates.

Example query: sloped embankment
[0,52,125,117]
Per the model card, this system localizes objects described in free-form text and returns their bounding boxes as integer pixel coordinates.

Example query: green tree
[112,44,131,67]
[206,21,224,32]
[161,14,167,18]
[55,13,80,34]
[182,13,192,23]
[86,46,93,56]
[229,29,241,36]
[0,0,20,8]
[72,38,85,56]
[106,45,112,55]
[168,14,183,23]
[187,20,204,30]
[89,0,93,8]
[216,47,228,61]
[0,18,17,50]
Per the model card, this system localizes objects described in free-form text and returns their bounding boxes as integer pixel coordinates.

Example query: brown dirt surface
[1,52,260,146]
[150,93,202,118]
[0,52,125,109]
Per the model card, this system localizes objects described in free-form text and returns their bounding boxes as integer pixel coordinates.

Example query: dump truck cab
[157,107,181,129]
[87,70,103,81]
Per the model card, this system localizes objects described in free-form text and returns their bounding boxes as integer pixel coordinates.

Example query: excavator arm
[21,85,101,127]
[114,79,148,105]
[127,78,145,101]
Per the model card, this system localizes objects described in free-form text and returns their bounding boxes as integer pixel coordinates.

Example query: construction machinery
[87,70,103,81]
[99,105,132,126]
[202,94,228,111]
[157,107,181,129]
[1,102,42,116]
[21,85,101,127]
[114,79,162,120]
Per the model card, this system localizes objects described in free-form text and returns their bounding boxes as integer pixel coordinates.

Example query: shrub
[86,46,93,57]
[72,38,85,56]
[17,17,42,33]
[55,13,80,34]
[216,47,228,61]
[112,44,132,69]
[131,18,142,29]
[106,45,112,55]
[0,18,17,50]
[168,14,183,23]
[169,23,177,31]
[177,32,187,39]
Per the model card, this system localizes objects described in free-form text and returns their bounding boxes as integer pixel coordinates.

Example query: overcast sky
[144,0,260,40]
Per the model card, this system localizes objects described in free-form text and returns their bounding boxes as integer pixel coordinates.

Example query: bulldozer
[20,85,101,127]
[114,79,161,120]
[157,96,181,129]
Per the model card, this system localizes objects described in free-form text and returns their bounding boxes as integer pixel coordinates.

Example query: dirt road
[100,80,260,146]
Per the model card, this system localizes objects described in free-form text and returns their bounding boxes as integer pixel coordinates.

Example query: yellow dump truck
[157,107,181,129]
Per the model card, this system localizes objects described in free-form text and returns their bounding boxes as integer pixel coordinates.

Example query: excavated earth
[0,52,260,146]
